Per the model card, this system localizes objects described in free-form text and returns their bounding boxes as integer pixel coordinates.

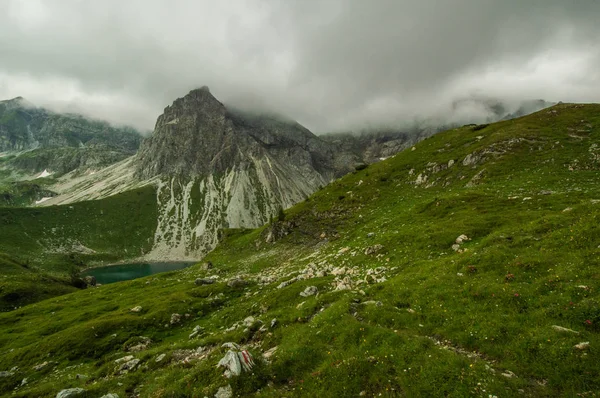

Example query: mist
[0,0,598,133]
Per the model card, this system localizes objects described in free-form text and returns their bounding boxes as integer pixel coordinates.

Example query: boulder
[299,286,318,297]
[217,343,255,378]
[170,313,182,325]
[215,385,233,398]
[227,278,248,288]
[56,388,87,398]
[195,278,215,286]
[117,358,140,374]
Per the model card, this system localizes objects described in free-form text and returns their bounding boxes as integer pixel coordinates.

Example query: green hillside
[0,186,158,310]
[0,104,598,397]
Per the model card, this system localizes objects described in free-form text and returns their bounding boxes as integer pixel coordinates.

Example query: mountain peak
[0,96,35,110]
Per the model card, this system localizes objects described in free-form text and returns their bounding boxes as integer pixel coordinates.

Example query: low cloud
[0,0,598,133]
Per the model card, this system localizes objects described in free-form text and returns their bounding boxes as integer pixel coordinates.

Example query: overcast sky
[0,0,599,133]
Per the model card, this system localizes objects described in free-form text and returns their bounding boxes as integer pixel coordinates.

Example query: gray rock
[217,344,255,378]
[552,325,580,334]
[227,278,248,288]
[215,385,233,398]
[0,371,13,377]
[299,286,318,297]
[56,388,87,398]
[117,358,140,374]
[100,394,120,398]
[155,353,166,363]
[130,306,142,313]
[364,244,384,255]
[170,313,182,325]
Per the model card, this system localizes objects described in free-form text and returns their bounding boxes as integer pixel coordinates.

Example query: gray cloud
[0,0,599,132]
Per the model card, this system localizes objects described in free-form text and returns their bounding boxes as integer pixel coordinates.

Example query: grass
[0,104,598,397]
[0,186,158,311]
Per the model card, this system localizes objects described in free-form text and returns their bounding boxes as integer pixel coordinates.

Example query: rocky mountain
[0,96,142,176]
[134,87,356,259]
[1,103,598,397]
[29,88,553,259]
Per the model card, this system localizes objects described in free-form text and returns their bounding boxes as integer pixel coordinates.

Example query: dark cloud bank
[0,0,599,133]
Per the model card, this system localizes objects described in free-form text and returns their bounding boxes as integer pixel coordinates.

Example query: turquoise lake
[82,262,196,284]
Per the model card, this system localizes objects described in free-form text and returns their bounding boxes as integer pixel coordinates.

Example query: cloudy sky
[1,0,599,132]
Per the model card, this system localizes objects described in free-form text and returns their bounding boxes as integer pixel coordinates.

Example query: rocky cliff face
[135,87,355,259]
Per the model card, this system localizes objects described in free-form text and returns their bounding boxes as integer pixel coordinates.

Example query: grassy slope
[0,186,158,310]
[0,104,598,397]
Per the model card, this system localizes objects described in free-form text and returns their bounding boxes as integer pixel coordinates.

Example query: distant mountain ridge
[0,96,142,175]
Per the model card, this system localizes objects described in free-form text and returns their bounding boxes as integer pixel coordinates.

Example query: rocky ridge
[134,87,357,259]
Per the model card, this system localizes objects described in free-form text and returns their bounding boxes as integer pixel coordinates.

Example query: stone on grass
[155,354,166,363]
[364,244,384,255]
[56,388,87,398]
[195,278,215,286]
[552,325,580,334]
[299,286,318,297]
[189,325,203,339]
[0,371,13,377]
[455,234,470,244]
[117,358,140,374]
[170,313,182,325]
[130,306,142,313]
[227,278,247,288]
[242,316,256,327]
[270,318,277,328]
[574,342,590,350]
[215,385,233,398]
[33,361,48,371]
[100,394,120,398]
[114,355,134,364]
[217,343,255,378]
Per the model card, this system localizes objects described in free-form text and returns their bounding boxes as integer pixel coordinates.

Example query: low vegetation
[0,104,598,397]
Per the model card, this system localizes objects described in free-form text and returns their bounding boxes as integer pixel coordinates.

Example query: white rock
[299,286,318,297]
[130,306,142,313]
[574,342,590,350]
[56,388,87,398]
[455,234,470,244]
[217,344,254,378]
[552,325,580,334]
[114,355,134,364]
[215,385,233,398]
[155,354,166,363]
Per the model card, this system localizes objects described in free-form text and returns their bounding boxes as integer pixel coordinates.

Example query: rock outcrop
[135,87,354,259]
